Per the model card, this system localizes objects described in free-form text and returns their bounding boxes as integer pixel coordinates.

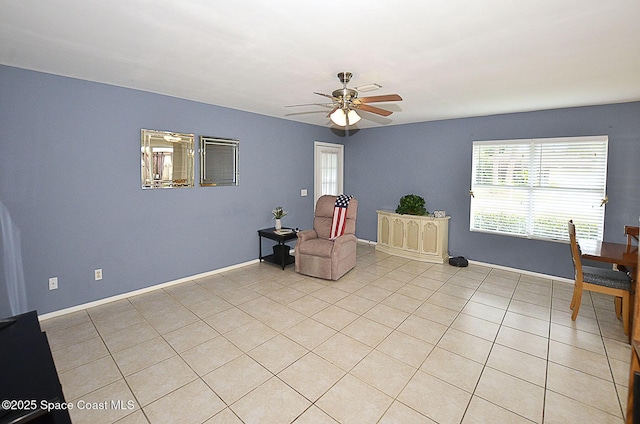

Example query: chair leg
[570,286,578,310]
[622,292,630,336]
[571,290,583,321]
[615,296,622,319]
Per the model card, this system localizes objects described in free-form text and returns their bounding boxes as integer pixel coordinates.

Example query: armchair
[295,195,358,280]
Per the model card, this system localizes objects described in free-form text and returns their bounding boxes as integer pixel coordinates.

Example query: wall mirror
[141,129,194,189]
[200,136,239,187]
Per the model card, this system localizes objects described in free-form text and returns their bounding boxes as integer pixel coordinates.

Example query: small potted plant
[272,206,288,230]
[395,194,427,216]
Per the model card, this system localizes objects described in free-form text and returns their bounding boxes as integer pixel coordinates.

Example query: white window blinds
[470,136,608,241]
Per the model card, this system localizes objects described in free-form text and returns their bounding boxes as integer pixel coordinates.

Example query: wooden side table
[258,227,298,269]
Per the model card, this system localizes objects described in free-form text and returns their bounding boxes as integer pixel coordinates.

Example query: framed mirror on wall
[200,136,239,187]
[141,129,195,189]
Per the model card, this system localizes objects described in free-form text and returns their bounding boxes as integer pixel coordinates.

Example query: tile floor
[41,243,631,423]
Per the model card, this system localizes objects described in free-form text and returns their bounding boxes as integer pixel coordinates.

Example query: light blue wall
[0,65,341,316]
[344,102,640,278]
[2,64,639,317]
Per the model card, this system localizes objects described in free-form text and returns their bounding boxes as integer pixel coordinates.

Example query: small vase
[275,219,282,230]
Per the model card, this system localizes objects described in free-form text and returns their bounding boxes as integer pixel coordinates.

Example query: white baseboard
[39,259,259,321]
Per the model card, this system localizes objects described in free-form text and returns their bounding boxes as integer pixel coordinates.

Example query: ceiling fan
[288,72,403,127]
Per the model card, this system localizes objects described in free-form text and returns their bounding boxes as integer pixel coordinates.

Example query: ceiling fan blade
[314,92,337,101]
[285,102,333,108]
[354,103,393,117]
[355,94,403,104]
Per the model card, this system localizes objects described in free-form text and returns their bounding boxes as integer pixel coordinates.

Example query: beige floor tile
[223,319,279,352]
[51,336,109,372]
[292,405,338,423]
[551,308,600,334]
[181,335,243,375]
[469,290,511,310]
[125,356,197,406]
[101,322,159,354]
[341,316,394,347]
[129,293,182,319]
[311,305,359,330]
[46,320,99,352]
[548,339,612,381]
[461,301,506,324]
[266,286,307,304]
[426,291,469,312]
[603,337,632,363]
[451,313,500,341]
[215,287,263,305]
[145,306,200,334]
[163,320,218,353]
[364,303,410,328]
[164,281,213,305]
[259,305,307,332]
[410,275,445,291]
[236,296,281,318]
[398,370,472,424]
[353,284,393,302]
[381,292,424,313]
[204,307,256,334]
[278,352,345,402]
[507,299,551,321]
[502,311,550,338]
[397,314,448,345]
[376,330,434,368]
[203,408,244,424]
[310,286,351,303]
[396,283,434,301]
[316,374,393,423]
[184,296,233,319]
[495,326,549,359]
[92,308,147,335]
[544,390,624,424]
[436,282,476,300]
[475,367,544,423]
[486,344,547,387]
[546,362,622,417]
[462,395,535,424]
[351,349,416,397]
[477,281,517,298]
[231,376,311,424]
[334,293,377,314]
[112,337,176,376]
[421,347,483,393]
[248,334,308,373]
[283,318,337,350]
[378,401,436,423]
[549,323,606,355]
[59,356,122,401]
[412,302,460,326]
[203,354,271,404]
[143,379,225,424]
[313,332,372,371]
[68,379,139,424]
[512,289,551,308]
[41,309,91,332]
[288,294,331,316]
[610,357,630,388]
[115,410,150,424]
[437,328,493,364]
[87,299,136,322]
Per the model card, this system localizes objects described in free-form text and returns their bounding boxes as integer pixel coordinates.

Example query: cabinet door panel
[380,216,390,246]
[392,218,404,248]
[422,222,439,254]
[406,220,420,252]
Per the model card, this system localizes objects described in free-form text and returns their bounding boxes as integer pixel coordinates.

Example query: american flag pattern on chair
[330,194,353,240]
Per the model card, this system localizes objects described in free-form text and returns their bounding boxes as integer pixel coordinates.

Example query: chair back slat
[568,220,583,289]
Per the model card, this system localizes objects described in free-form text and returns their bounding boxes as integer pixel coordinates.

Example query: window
[470,136,608,241]
[199,136,239,186]
[314,142,344,205]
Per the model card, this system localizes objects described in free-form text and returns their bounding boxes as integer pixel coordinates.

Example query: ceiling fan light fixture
[330,108,361,126]
[347,109,361,125]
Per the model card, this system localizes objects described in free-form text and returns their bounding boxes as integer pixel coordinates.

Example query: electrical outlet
[48,277,58,290]
[95,269,103,281]
[301,189,308,197]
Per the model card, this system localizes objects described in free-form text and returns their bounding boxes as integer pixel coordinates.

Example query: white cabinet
[376,210,450,263]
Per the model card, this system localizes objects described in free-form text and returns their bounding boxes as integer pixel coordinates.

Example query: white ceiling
[2,0,639,129]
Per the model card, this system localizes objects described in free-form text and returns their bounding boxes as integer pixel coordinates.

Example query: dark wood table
[258,227,298,269]
[580,239,638,282]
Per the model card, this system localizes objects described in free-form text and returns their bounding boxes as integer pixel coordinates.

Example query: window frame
[469,135,609,242]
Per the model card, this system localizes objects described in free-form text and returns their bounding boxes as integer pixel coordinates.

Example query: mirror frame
[141,129,195,189]
[199,136,239,187]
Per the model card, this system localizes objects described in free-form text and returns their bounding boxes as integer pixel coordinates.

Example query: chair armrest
[333,233,357,246]
[297,229,318,243]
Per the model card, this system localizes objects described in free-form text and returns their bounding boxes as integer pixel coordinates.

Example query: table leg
[258,234,263,261]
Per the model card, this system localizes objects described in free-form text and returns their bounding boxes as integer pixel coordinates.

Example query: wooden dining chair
[626,225,639,247]
[568,220,632,334]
